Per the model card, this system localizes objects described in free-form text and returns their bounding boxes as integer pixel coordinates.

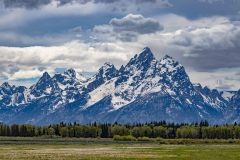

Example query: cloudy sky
[0,0,240,90]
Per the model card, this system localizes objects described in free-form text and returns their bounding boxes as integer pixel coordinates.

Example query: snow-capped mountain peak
[35,72,52,87]
[76,73,87,82]
[232,90,240,99]
[1,82,12,88]
[102,62,116,70]
[103,62,115,68]
[64,68,77,78]
[97,62,118,80]
[125,47,154,70]
[30,72,52,87]
[85,62,118,92]
[0,82,13,95]
[162,54,173,60]
[139,47,154,60]
[159,54,182,72]
[30,72,60,97]
[116,47,156,84]
[53,68,86,87]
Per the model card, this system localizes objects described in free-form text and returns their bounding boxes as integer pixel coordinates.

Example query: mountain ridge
[0,47,239,125]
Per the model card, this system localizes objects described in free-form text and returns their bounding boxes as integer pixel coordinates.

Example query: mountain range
[0,47,239,125]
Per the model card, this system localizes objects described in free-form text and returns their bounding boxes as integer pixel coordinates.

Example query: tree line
[1,121,240,139]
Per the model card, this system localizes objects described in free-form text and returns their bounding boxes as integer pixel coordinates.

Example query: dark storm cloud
[94,0,158,4]
[93,14,163,42]
[110,14,163,34]
[171,23,240,71]
[184,49,240,71]
[2,0,239,20]
[2,0,51,9]
[164,0,240,20]
[1,0,160,9]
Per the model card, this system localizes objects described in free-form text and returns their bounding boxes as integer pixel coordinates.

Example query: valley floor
[0,137,240,160]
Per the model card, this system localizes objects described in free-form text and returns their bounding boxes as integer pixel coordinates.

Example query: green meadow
[0,137,240,160]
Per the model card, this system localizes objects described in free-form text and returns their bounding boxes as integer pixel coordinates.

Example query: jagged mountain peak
[1,82,12,89]
[34,71,53,87]
[143,46,150,51]
[237,89,240,94]
[163,54,173,59]
[53,68,85,85]
[101,62,116,71]
[86,62,118,92]
[135,47,154,62]
[123,47,155,73]
[41,72,51,80]
[30,71,60,97]
[0,82,14,95]
[158,54,182,73]
[14,86,26,92]
[232,90,240,99]
[64,68,76,78]
[193,83,202,88]
[141,46,154,57]
[203,86,210,91]
[98,62,118,80]
[34,73,52,88]
[160,54,177,65]
[201,86,220,95]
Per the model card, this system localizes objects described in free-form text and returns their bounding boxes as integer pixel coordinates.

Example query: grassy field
[0,137,240,160]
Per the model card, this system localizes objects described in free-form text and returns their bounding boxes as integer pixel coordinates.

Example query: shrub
[137,137,152,141]
[113,135,136,141]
